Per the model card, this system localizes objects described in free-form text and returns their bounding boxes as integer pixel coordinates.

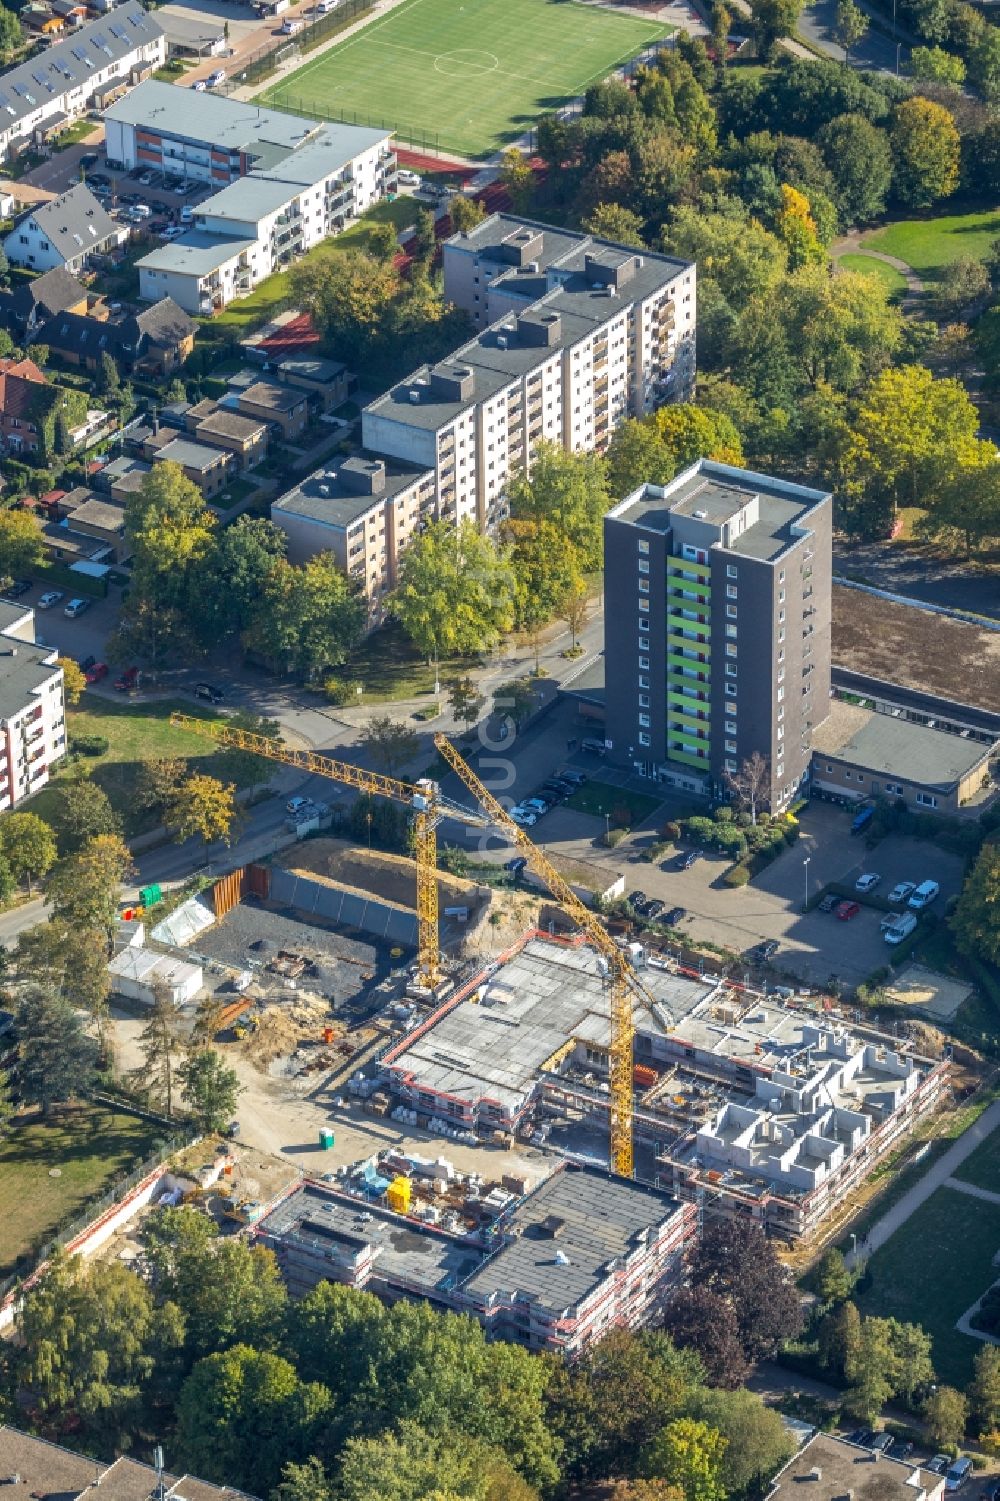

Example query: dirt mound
[281,839,484,915]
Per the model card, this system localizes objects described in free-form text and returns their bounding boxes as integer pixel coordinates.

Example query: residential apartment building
[0,1424,257,1501]
[362,218,695,535]
[0,603,65,810]
[0,3,164,162]
[603,461,832,811]
[271,453,435,620]
[121,84,395,314]
[5,183,119,275]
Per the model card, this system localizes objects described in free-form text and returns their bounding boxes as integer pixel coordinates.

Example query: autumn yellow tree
[776,185,825,270]
[57,657,87,706]
[166,774,238,846]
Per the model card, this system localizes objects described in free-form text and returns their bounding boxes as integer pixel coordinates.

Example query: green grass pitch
[258,0,670,158]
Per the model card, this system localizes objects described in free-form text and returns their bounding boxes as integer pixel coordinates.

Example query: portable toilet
[318,1127,335,1150]
[386,1176,411,1214]
[139,883,163,909]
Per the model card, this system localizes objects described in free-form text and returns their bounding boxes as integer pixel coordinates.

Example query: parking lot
[449,703,968,990]
[19,580,121,666]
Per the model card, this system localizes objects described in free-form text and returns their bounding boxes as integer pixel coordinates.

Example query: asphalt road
[796,0,909,71]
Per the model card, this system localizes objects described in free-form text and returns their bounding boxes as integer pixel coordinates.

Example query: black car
[560,770,586,787]
[749,939,780,964]
[3,578,32,599]
[79,151,99,168]
[78,654,96,673]
[818,893,840,912]
[505,856,528,879]
[645,899,665,920]
[540,782,568,801]
[665,906,686,926]
[195,682,224,703]
[890,1440,914,1462]
[629,891,649,911]
[679,849,700,870]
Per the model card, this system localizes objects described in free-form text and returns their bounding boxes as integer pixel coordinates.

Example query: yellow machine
[169,716,655,1178]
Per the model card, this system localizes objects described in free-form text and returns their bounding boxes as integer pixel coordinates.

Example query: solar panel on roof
[71,46,84,59]
[31,71,47,86]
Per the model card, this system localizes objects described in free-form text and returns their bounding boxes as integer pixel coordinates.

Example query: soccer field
[259,0,669,158]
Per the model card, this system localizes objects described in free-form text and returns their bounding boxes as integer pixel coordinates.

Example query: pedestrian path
[945,1176,1000,1206]
[846,1099,1000,1269]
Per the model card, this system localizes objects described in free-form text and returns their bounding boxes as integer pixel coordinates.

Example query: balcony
[667,558,711,582]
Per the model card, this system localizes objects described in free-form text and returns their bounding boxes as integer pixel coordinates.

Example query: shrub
[606,827,629,848]
[661,820,681,840]
[783,823,800,846]
[323,676,361,706]
[69,733,109,757]
[685,815,717,847]
[725,865,751,886]
[713,805,734,822]
[642,841,673,863]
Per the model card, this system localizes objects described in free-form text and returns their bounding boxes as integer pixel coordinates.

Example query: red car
[836,900,861,921]
[85,662,108,684]
[115,666,140,692]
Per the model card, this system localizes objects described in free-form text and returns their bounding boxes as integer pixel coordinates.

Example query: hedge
[37,561,108,598]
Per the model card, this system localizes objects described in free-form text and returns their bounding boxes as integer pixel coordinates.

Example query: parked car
[114,665,140,692]
[855,872,881,893]
[927,1458,950,1476]
[884,912,918,945]
[207,68,226,87]
[560,769,587,786]
[523,796,548,814]
[79,151,99,168]
[888,880,916,904]
[645,899,665,920]
[78,655,95,673]
[665,906,686,926]
[946,1459,973,1492]
[505,856,528,879]
[36,590,63,609]
[191,78,207,90]
[85,662,108,684]
[818,893,840,912]
[3,578,32,599]
[908,879,940,910]
[195,682,224,703]
[629,890,649,909]
[160,225,185,240]
[63,597,90,618]
[836,900,861,921]
[678,849,700,870]
[750,939,780,962]
[978,1480,1000,1501]
[286,796,311,815]
[510,806,538,827]
[851,805,875,835]
[398,168,421,187]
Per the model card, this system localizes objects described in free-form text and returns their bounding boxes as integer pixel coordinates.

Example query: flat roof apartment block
[0,614,65,809]
[363,215,696,538]
[603,461,833,811]
[380,934,945,1241]
[257,1162,696,1358]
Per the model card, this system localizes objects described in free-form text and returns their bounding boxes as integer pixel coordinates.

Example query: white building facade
[0,605,65,810]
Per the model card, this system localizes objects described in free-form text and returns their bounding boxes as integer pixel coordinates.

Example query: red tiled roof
[0,357,47,422]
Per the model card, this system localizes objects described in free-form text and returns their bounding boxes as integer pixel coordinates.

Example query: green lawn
[952,1126,1000,1193]
[0,1103,165,1278]
[28,695,269,837]
[565,779,663,826]
[861,209,1000,281]
[343,620,478,702]
[836,252,908,298]
[258,0,669,157]
[856,1184,1000,1385]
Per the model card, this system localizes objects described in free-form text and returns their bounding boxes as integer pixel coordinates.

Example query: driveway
[15,124,104,198]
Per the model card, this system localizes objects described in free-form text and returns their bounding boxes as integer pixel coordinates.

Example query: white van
[180,204,195,224]
[130,202,151,219]
[908,879,940,910]
[884,911,918,945]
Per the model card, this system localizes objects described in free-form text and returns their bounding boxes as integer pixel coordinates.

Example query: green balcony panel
[669,749,710,769]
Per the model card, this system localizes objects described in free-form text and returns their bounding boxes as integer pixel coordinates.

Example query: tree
[661,1287,751,1389]
[952,844,1000,964]
[0,506,44,584]
[836,0,868,63]
[493,676,537,730]
[58,779,123,852]
[969,24,1000,102]
[818,113,893,224]
[641,1418,727,1501]
[921,461,1000,557]
[272,1457,333,1501]
[0,4,22,56]
[911,44,966,85]
[137,987,185,1116]
[136,756,189,816]
[179,1048,242,1132]
[58,656,87,706]
[817,1299,862,1380]
[176,1345,331,1494]
[123,462,218,659]
[815,1246,853,1305]
[99,349,120,397]
[410,206,437,271]
[969,1345,1000,1435]
[891,97,960,208]
[750,0,805,59]
[367,220,399,262]
[448,676,485,733]
[0,810,56,891]
[165,773,237,846]
[844,1316,934,1423]
[289,248,399,364]
[712,2,732,66]
[507,441,610,575]
[724,752,771,824]
[393,520,516,667]
[16,917,110,1028]
[14,984,98,1116]
[582,203,646,248]
[560,580,590,650]
[242,552,365,681]
[923,1386,968,1448]
[449,194,486,235]
[54,408,72,457]
[500,147,533,211]
[0,856,13,907]
[360,715,420,777]
[686,1388,795,1499]
[47,833,133,944]
[688,1218,802,1364]
[337,1420,539,1501]
[934,255,990,317]
[14,1252,183,1449]
[209,516,288,642]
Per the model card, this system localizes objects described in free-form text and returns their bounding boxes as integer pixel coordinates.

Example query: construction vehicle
[168,715,655,1178]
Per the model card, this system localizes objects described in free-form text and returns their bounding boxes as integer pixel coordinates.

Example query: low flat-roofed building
[768,1433,946,1501]
[382,934,947,1241]
[60,490,127,562]
[275,354,351,411]
[184,399,268,469]
[811,699,996,815]
[150,436,234,497]
[138,233,258,317]
[237,379,309,439]
[0,1424,257,1501]
[97,454,151,501]
[257,1162,696,1358]
[271,453,435,619]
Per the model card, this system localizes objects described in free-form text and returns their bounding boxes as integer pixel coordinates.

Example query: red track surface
[256,310,320,357]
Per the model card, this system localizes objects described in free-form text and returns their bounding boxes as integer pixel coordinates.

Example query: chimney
[808,1469,822,1482]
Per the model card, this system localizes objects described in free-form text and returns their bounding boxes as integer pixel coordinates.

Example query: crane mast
[170,714,654,1176]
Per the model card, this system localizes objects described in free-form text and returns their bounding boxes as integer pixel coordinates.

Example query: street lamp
[604,812,611,845]
[803,855,811,910]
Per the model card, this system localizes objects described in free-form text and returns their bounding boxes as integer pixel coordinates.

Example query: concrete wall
[269,866,418,947]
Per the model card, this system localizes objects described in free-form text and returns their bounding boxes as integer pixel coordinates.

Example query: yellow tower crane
[170,715,656,1178]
